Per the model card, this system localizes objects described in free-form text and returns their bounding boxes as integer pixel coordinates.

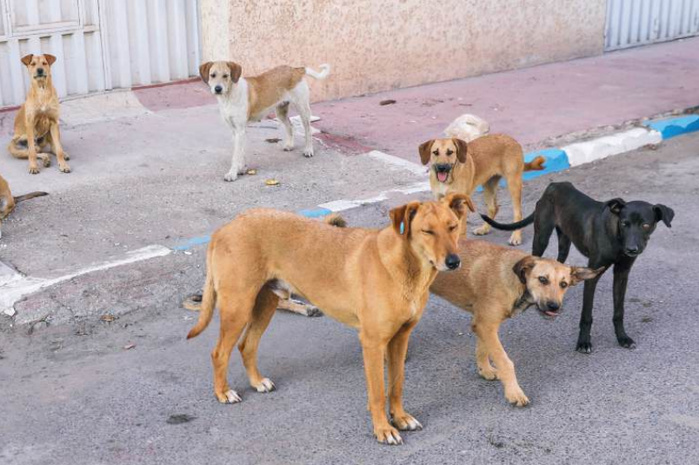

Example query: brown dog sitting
[7,54,70,174]
[431,239,602,406]
[419,135,544,245]
[0,173,48,239]
[185,194,474,445]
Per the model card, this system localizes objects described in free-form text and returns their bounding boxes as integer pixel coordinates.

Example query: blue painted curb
[171,235,211,251]
[523,148,570,181]
[297,207,332,218]
[643,115,699,140]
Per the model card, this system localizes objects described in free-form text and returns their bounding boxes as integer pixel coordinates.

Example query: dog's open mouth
[538,308,560,319]
[434,165,452,183]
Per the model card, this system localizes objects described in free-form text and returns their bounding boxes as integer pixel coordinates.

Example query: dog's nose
[547,302,560,311]
[36,68,44,75]
[625,246,639,255]
[445,254,461,270]
[435,164,451,173]
[214,85,223,94]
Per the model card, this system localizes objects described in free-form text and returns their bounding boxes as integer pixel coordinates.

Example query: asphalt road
[1,126,698,464]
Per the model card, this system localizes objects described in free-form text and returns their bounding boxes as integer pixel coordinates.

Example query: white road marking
[0,245,171,317]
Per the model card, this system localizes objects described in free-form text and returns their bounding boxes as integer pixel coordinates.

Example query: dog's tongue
[545,311,558,317]
[437,172,448,182]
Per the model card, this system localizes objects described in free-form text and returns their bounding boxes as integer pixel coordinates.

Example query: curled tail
[14,192,48,203]
[186,257,216,339]
[481,212,535,231]
[524,156,546,172]
[325,213,346,228]
[305,64,331,80]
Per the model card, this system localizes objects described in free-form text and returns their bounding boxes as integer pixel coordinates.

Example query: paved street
[1,81,698,465]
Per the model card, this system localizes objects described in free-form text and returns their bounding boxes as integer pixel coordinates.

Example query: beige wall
[200,0,606,102]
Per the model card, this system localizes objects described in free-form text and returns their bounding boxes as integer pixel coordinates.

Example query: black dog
[481,182,674,353]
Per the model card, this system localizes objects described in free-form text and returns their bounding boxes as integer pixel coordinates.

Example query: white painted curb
[563,127,662,167]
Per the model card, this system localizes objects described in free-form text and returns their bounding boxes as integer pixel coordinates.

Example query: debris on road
[265,179,280,186]
[265,138,281,143]
[246,169,258,175]
[123,343,136,350]
[100,314,116,323]
[167,414,196,425]
[379,99,396,106]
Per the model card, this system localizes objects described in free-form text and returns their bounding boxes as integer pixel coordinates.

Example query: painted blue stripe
[297,207,332,218]
[643,115,699,140]
[172,235,211,251]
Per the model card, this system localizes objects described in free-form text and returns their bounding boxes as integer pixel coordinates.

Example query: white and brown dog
[199,61,330,181]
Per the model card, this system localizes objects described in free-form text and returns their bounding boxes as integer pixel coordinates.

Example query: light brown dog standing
[0,173,48,238]
[419,135,544,245]
[430,239,603,406]
[186,194,474,445]
[8,54,70,174]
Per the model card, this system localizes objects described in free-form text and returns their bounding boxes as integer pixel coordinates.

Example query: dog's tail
[325,213,346,228]
[14,191,49,203]
[481,212,535,231]
[186,252,216,339]
[524,156,546,172]
[305,64,331,80]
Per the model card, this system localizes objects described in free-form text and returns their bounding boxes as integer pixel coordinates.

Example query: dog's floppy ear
[513,256,536,284]
[21,54,34,66]
[570,266,605,286]
[653,204,674,228]
[418,140,434,166]
[43,54,56,66]
[390,201,420,236]
[199,62,213,83]
[227,62,242,83]
[605,198,626,215]
[444,193,475,219]
[451,138,468,163]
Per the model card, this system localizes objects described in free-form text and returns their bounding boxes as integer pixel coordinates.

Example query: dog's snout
[445,254,461,270]
[214,85,223,94]
[625,245,640,256]
[547,301,560,311]
[36,68,44,75]
[435,164,451,173]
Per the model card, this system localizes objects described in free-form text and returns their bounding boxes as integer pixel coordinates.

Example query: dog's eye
[642,223,651,231]
[432,150,439,156]
[222,74,229,79]
[448,224,458,232]
[538,276,549,285]
[560,281,568,289]
[446,149,454,156]
[211,73,217,78]
[422,230,434,236]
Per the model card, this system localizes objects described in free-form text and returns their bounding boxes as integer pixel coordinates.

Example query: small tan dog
[0,173,48,238]
[431,239,602,406]
[419,135,545,245]
[185,194,473,445]
[8,54,70,174]
[199,61,330,181]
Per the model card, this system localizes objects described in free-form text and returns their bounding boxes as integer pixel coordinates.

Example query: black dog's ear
[653,204,674,228]
[513,256,536,284]
[418,140,434,166]
[605,198,626,215]
[451,138,468,163]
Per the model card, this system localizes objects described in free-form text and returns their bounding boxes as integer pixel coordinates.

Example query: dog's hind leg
[473,176,500,237]
[556,227,572,263]
[290,82,314,158]
[8,138,50,169]
[276,102,294,151]
[238,286,279,393]
[211,288,257,403]
[506,175,524,246]
[576,264,604,354]
[613,258,636,349]
[387,321,422,432]
[531,205,555,256]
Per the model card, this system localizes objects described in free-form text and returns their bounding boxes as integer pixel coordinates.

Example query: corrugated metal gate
[605,0,699,50]
[0,0,200,108]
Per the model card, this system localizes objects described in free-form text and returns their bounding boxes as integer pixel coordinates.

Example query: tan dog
[431,239,603,406]
[8,54,70,174]
[419,135,545,245]
[186,194,473,445]
[0,173,48,239]
[199,61,330,181]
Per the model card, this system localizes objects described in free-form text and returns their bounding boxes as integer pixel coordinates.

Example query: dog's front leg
[387,322,422,432]
[475,317,529,406]
[613,259,636,349]
[225,125,246,182]
[360,334,402,445]
[49,122,70,173]
[24,116,40,174]
[577,268,604,354]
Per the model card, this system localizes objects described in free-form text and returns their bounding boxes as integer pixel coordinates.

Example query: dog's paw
[216,389,242,404]
[473,225,491,236]
[302,148,314,158]
[223,172,238,182]
[252,378,276,393]
[59,163,71,173]
[28,165,40,174]
[391,413,423,431]
[478,366,498,381]
[576,341,593,354]
[617,336,636,349]
[508,233,523,246]
[505,387,530,407]
[41,155,51,167]
[283,144,294,152]
[374,425,403,445]
[236,166,248,175]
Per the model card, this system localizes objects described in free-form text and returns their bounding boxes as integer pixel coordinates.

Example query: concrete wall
[199,0,607,102]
